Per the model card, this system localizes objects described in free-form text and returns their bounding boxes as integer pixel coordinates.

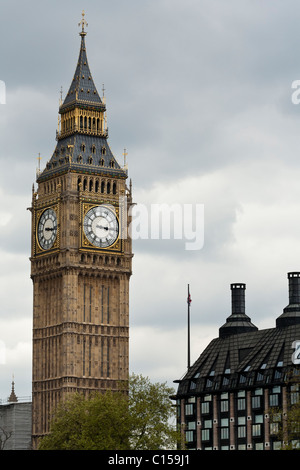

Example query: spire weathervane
[78,10,88,36]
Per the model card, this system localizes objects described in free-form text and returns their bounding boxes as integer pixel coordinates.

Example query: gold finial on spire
[78,10,88,36]
[123,148,128,166]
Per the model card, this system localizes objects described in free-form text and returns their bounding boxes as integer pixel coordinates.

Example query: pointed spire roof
[60,11,104,112]
[8,376,18,403]
[37,12,128,183]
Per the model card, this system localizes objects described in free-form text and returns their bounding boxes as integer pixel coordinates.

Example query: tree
[269,374,300,450]
[0,425,12,450]
[128,374,178,450]
[38,374,178,450]
[38,390,130,450]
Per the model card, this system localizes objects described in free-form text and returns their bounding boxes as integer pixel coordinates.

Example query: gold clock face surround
[37,208,58,251]
[83,205,119,248]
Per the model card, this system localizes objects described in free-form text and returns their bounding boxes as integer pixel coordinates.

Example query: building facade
[174,273,300,450]
[30,14,133,447]
[0,382,32,450]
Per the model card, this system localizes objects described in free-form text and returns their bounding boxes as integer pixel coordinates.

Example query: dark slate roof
[175,275,300,397]
[175,324,300,397]
[60,33,104,112]
[37,134,127,182]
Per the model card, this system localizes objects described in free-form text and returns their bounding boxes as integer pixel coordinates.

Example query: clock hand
[45,227,54,231]
[96,224,109,230]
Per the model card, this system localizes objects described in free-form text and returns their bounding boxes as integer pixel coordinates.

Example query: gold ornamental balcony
[56,123,108,141]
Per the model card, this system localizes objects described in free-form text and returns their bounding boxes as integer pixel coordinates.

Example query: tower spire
[78,10,88,36]
[8,375,18,403]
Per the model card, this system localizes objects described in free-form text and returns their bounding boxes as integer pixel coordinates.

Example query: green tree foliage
[128,373,178,450]
[38,374,178,450]
[38,390,130,450]
[269,378,300,450]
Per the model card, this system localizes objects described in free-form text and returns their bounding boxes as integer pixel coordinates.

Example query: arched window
[101,181,105,193]
[113,182,117,195]
[80,116,83,130]
[107,181,111,194]
[77,177,81,191]
[89,179,93,191]
[83,178,87,191]
[100,158,104,166]
[95,180,99,192]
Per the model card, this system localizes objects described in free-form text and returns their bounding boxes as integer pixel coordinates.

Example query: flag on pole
[187,292,192,305]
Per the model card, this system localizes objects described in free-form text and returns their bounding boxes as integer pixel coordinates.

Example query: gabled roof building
[174,272,300,450]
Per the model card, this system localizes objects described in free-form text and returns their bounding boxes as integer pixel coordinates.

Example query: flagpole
[187,284,190,369]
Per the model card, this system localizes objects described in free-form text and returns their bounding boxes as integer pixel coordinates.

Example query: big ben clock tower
[30,13,133,447]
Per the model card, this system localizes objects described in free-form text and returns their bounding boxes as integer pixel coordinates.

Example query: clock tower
[30,13,133,447]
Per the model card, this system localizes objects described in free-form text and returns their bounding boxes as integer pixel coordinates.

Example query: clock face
[83,205,119,248]
[37,208,58,250]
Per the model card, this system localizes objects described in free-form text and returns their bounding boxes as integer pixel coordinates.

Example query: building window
[270,422,279,435]
[270,385,281,407]
[269,394,279,407]
[201,402,210,414]
[237,398,246,411]
[220,427,229,440]
[189,381,196,391]
[185,431,194,443]
[291,384,300,405]
[252,424,261,437]
[203,419,212,428]
[255,442,264,450]
[206,378,213,388]
[252,396,261,409]
[185,405,193,415]
[187,421,196,430]
[220,399,229,412]
[238,426,246,438]
[254,414,263,424]
[185,397,195,416]
[202,429,210,441]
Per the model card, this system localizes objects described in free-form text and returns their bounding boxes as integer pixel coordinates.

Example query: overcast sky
[1,0,300,399]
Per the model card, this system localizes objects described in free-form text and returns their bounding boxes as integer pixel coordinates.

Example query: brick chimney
[276,272,300,328]
[219,283,258,338]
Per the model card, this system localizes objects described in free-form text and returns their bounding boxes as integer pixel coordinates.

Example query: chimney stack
[276,272,300,327]
[219,283,258,338]
[231,283,246,315]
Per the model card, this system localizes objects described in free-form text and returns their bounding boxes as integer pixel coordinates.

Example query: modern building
[29,12,133,447]
[174,272,300,450]
[0,381,32,450]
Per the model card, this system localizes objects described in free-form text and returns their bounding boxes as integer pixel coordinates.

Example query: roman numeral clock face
[37,208,58,250]
[83,206,119,248]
